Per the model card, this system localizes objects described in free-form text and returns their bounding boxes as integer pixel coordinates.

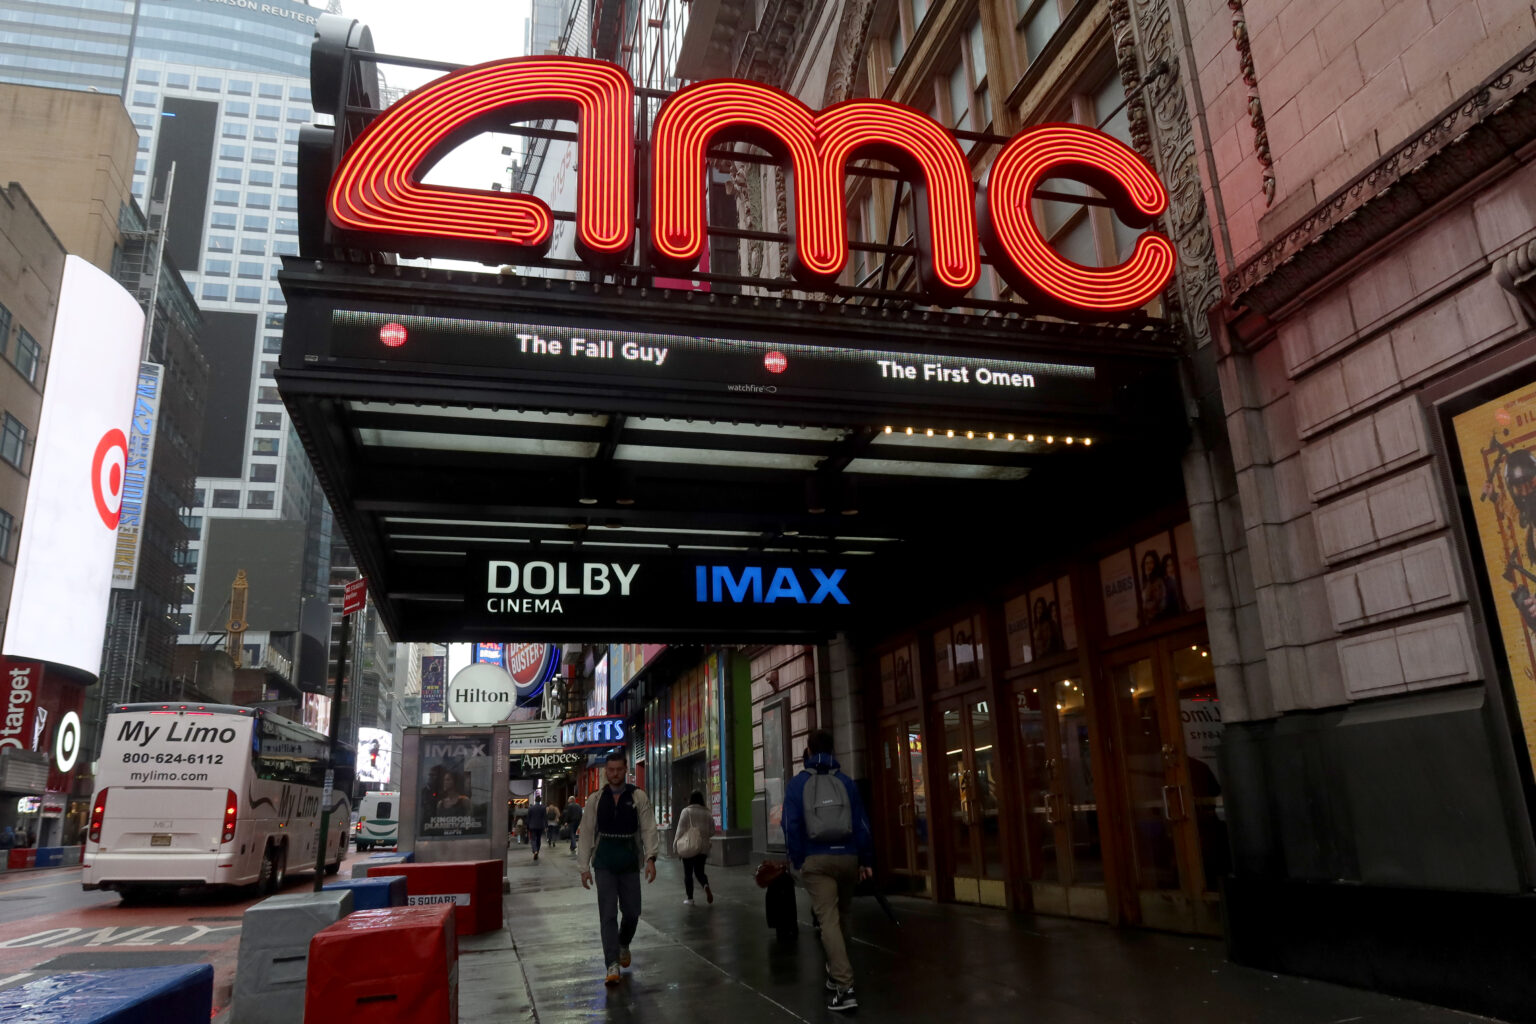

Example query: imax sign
[695,566,849,604]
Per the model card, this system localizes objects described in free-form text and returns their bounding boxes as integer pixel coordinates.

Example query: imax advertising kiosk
[399,723,511,866]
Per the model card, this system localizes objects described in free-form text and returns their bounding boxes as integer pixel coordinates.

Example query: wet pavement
[477,846,1504,1023]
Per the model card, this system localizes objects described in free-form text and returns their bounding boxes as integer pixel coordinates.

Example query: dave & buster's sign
[327,57,1174,316]
[464,551,867,638]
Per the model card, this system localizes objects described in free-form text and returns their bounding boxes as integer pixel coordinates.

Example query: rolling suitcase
[765,871,797,940]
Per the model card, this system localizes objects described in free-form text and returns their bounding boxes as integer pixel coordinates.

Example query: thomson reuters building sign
[328,57,1175,315]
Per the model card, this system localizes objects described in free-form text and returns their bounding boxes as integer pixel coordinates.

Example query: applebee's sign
[328,57,1174,315]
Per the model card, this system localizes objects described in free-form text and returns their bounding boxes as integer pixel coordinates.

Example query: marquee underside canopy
[278,259,1189,642]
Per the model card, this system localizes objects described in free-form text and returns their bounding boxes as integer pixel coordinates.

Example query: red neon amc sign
[328,56,1175,315]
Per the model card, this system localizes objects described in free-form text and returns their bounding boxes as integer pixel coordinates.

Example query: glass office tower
[0,0,326,666]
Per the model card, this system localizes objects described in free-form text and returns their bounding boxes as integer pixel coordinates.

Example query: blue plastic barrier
[352,851,412,878]
[32,848,62,868]
[323,874,408,912]
[0,964,213,1022]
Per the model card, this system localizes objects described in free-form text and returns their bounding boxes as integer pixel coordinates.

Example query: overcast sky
[341,0,534,204]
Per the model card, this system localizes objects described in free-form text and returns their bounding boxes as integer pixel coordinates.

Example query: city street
[0,850,366,1017]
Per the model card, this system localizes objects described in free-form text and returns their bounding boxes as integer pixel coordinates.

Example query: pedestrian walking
[563,796,583,853]
[527,795,549,861]
[674,791,715,905]
[783,729,873,1013]
[576,750,660,986]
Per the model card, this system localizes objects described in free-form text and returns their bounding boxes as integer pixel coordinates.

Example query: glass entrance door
[1108,631,1226,934]
[877,717,930,893]
[1017,676,1107,918]
[942,698,1006,906]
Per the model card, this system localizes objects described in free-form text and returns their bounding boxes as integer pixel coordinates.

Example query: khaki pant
[801,853,858,987]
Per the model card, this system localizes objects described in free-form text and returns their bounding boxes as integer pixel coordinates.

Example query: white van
[354,790,400,850]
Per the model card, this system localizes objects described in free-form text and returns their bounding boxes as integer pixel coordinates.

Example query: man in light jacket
[576,749,661,986]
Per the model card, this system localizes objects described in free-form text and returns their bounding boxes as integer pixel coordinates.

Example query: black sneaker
[827,986,857,1011]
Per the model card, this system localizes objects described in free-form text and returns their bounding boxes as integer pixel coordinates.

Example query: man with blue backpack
[784,729,874,1013]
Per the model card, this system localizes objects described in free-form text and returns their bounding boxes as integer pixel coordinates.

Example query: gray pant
[595,867,641,966]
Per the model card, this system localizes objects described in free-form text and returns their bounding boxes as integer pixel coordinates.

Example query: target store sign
[3,257,143,679]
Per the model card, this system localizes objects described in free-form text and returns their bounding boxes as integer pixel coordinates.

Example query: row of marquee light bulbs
[883,425,1092,445]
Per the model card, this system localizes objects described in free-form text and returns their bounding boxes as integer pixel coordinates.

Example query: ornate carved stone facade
[1226,0,1275,207]
[1108,0,1224,352]
[1226,40,1536,316]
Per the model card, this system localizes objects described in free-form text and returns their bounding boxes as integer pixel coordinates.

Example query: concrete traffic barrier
[351,851,412,878]
[232,889,354,1024]
[323,874,408,912]
[366,860,501,935]
[305,905,457,1023]
[6,850,34,870]
[370,850,413,859]
[0,964,213,1022]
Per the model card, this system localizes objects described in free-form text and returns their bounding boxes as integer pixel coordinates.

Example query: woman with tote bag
[674,791,715,905]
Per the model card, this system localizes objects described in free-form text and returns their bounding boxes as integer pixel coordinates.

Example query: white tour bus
[354,790,400,850]
[83,703,352,897]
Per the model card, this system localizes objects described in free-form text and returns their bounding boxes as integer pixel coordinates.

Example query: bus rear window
[377,802,392,817]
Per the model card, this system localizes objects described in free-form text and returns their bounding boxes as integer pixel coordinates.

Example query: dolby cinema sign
[464,551,867,639]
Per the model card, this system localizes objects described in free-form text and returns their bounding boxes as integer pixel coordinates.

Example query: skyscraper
[524,0,571,58]
[0,0,329,684]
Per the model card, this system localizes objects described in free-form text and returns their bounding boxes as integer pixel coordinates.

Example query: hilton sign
[327,57,1175,315]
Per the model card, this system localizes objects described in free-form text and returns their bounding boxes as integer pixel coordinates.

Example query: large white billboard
[3,257,143,678]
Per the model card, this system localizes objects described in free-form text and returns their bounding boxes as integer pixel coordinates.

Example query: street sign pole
[313,577,364,891]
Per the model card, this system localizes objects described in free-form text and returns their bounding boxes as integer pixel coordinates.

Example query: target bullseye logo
[55,710,81,773]
[764,351,787,374]
[380,322,408,348]
[91,428,128,529]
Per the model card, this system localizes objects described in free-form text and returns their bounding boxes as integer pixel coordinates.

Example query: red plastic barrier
[7,849,35,870]
[365,860,501,936]
[305,905,457,1023]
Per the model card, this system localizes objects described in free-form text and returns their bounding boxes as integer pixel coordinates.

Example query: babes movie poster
[1453,377,1536,767]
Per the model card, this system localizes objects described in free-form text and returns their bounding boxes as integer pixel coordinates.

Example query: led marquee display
[326,56,1174,315]
[328,308,1101,415]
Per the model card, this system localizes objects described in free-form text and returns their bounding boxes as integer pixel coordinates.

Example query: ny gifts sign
[327,57,1174,316]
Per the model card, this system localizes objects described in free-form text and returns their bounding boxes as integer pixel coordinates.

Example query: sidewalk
[473,847,1503,1023]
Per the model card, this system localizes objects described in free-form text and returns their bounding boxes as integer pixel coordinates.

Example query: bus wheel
[325,860,340,876]
[272,844,287,890]
[257,843,282,895]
